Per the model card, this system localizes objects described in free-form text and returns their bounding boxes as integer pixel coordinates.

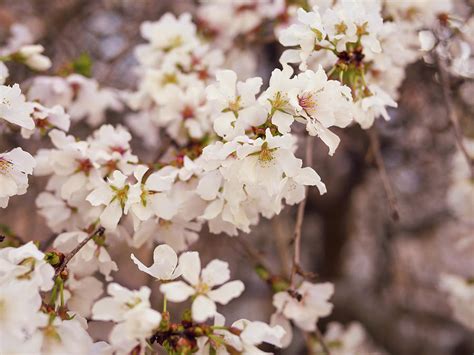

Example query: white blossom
[92,283,162,354]
[0,147,36,208]
[87,170,133,231]
[160,252,244,322]
[0,84,35,129]
[440,273,474,330]
[273,281,334,331]
[131,243,183,281]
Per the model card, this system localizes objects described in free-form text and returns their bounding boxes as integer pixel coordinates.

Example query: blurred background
[0,1,473,354]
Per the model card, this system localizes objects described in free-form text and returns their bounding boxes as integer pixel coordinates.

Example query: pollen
[181,105,195,120]
[227,96,242,115]
[335,22,347,35]
[0,157,12,174]
[195,282,210,294]
[164,36,183,52]
[298,92,317,114]
[161,73,178,86]
[259,143,274,163]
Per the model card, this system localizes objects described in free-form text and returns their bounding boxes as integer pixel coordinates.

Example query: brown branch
[289,136,314,288]
[54,226,105,278]
[368,127,400,221]
[314,326,331,355]
[435,52,474,178]
[272,216,291,278]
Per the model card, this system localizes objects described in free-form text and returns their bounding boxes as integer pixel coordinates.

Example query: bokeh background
[0,1,473,354]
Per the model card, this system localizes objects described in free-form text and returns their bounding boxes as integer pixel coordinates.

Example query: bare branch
[435,52,474,178]
[368,127,400,221]
[290,136,314,288]
[237,237,273,273]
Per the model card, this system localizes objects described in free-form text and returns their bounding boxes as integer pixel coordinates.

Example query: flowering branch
[53,226,105,278]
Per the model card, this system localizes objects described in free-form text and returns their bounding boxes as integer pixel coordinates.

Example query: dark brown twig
[237,237,273,273]
[54,226,105,278]
[368,127,400,221]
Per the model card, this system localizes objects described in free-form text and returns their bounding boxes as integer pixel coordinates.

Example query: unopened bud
[44,251,64,266]
[59,269,69,280]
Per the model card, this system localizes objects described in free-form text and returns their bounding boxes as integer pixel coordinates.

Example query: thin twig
[54,226,105,278]
[237,237,273,273]
[368,127,400,221]
[153,133,173,163]
[272,216,291,278]
[314,327,331,355]
[289,136,314,288]
[435,52,474,178]
[42,234,57,251]
[303,332,316,355]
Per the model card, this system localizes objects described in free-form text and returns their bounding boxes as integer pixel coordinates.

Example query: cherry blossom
[273,281,334,331]
[87,170,133,231]
[92,283,162,354]
[131,243,182,280]
[160,252,245,322]
[0,84,35,129]
[0,147,36,208]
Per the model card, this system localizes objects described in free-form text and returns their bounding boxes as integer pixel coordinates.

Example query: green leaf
[72,53,93,77]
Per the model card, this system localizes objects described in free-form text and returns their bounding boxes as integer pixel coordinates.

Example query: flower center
[181,105,195,120]
[0,157,12,174]
[110,146,127,155]
[125,297,142,309]
[111,185,130,209]
[335,22,347,35]
[225,96,242,117]
[164,36,183,52]
[161,73,178,86]
[195,282,210,294]
[159,219,172,228]
[298,93,316,112]
[76,158,93,175]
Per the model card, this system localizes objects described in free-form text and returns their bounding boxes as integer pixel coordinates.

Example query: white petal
[208,280,245,304]
[159,281,195,302]
[100,200,122,230]
[130,244,179,280]
[201,259,230,287]
[272,110,294,134]
[178,251,201,286]
[191,295,216,323]
[196,171,222,201]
